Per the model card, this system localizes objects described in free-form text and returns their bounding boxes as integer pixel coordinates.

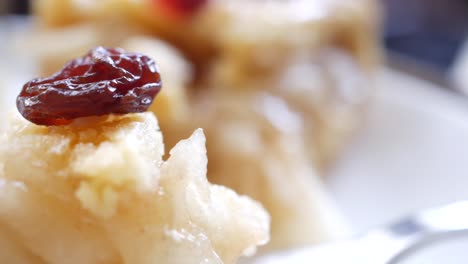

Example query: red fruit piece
[17,47,162,126]
[154,0,208,20]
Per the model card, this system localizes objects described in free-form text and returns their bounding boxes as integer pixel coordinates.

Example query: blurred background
[385,0,468,71]
[1,0,468,77]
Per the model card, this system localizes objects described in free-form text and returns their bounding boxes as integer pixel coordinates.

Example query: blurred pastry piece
[18,21,148,77]
[191,0,379,166]
[195,91,350,249]
[33,0,133,28]
[0,112,269,264]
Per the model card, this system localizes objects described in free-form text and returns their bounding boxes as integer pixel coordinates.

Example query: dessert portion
[30,0,379,166]
[0,113,269,264]
[23,0,380,250]
[0,48,270,264]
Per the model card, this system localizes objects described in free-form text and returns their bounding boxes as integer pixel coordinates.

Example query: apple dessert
[0,47,269,264]
[20,0,379,250]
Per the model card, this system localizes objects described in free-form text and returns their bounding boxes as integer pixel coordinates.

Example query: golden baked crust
[0,112,269,264]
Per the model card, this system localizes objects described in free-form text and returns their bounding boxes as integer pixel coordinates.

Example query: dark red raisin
[17,47,162,126]
[154,0,208,20]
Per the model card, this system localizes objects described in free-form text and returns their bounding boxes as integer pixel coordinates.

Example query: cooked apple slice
[0,112,269,264]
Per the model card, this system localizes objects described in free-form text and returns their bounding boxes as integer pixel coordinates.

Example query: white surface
[0,17,35,112]
[327,69,468,263]
[451,37,468,95]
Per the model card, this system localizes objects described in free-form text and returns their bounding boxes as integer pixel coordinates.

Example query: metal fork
[253,201,468,264]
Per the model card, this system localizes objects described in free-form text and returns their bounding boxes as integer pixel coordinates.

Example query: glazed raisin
[17,47,162,126]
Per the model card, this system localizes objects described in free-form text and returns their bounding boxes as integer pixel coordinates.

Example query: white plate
[327,68,468,263]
